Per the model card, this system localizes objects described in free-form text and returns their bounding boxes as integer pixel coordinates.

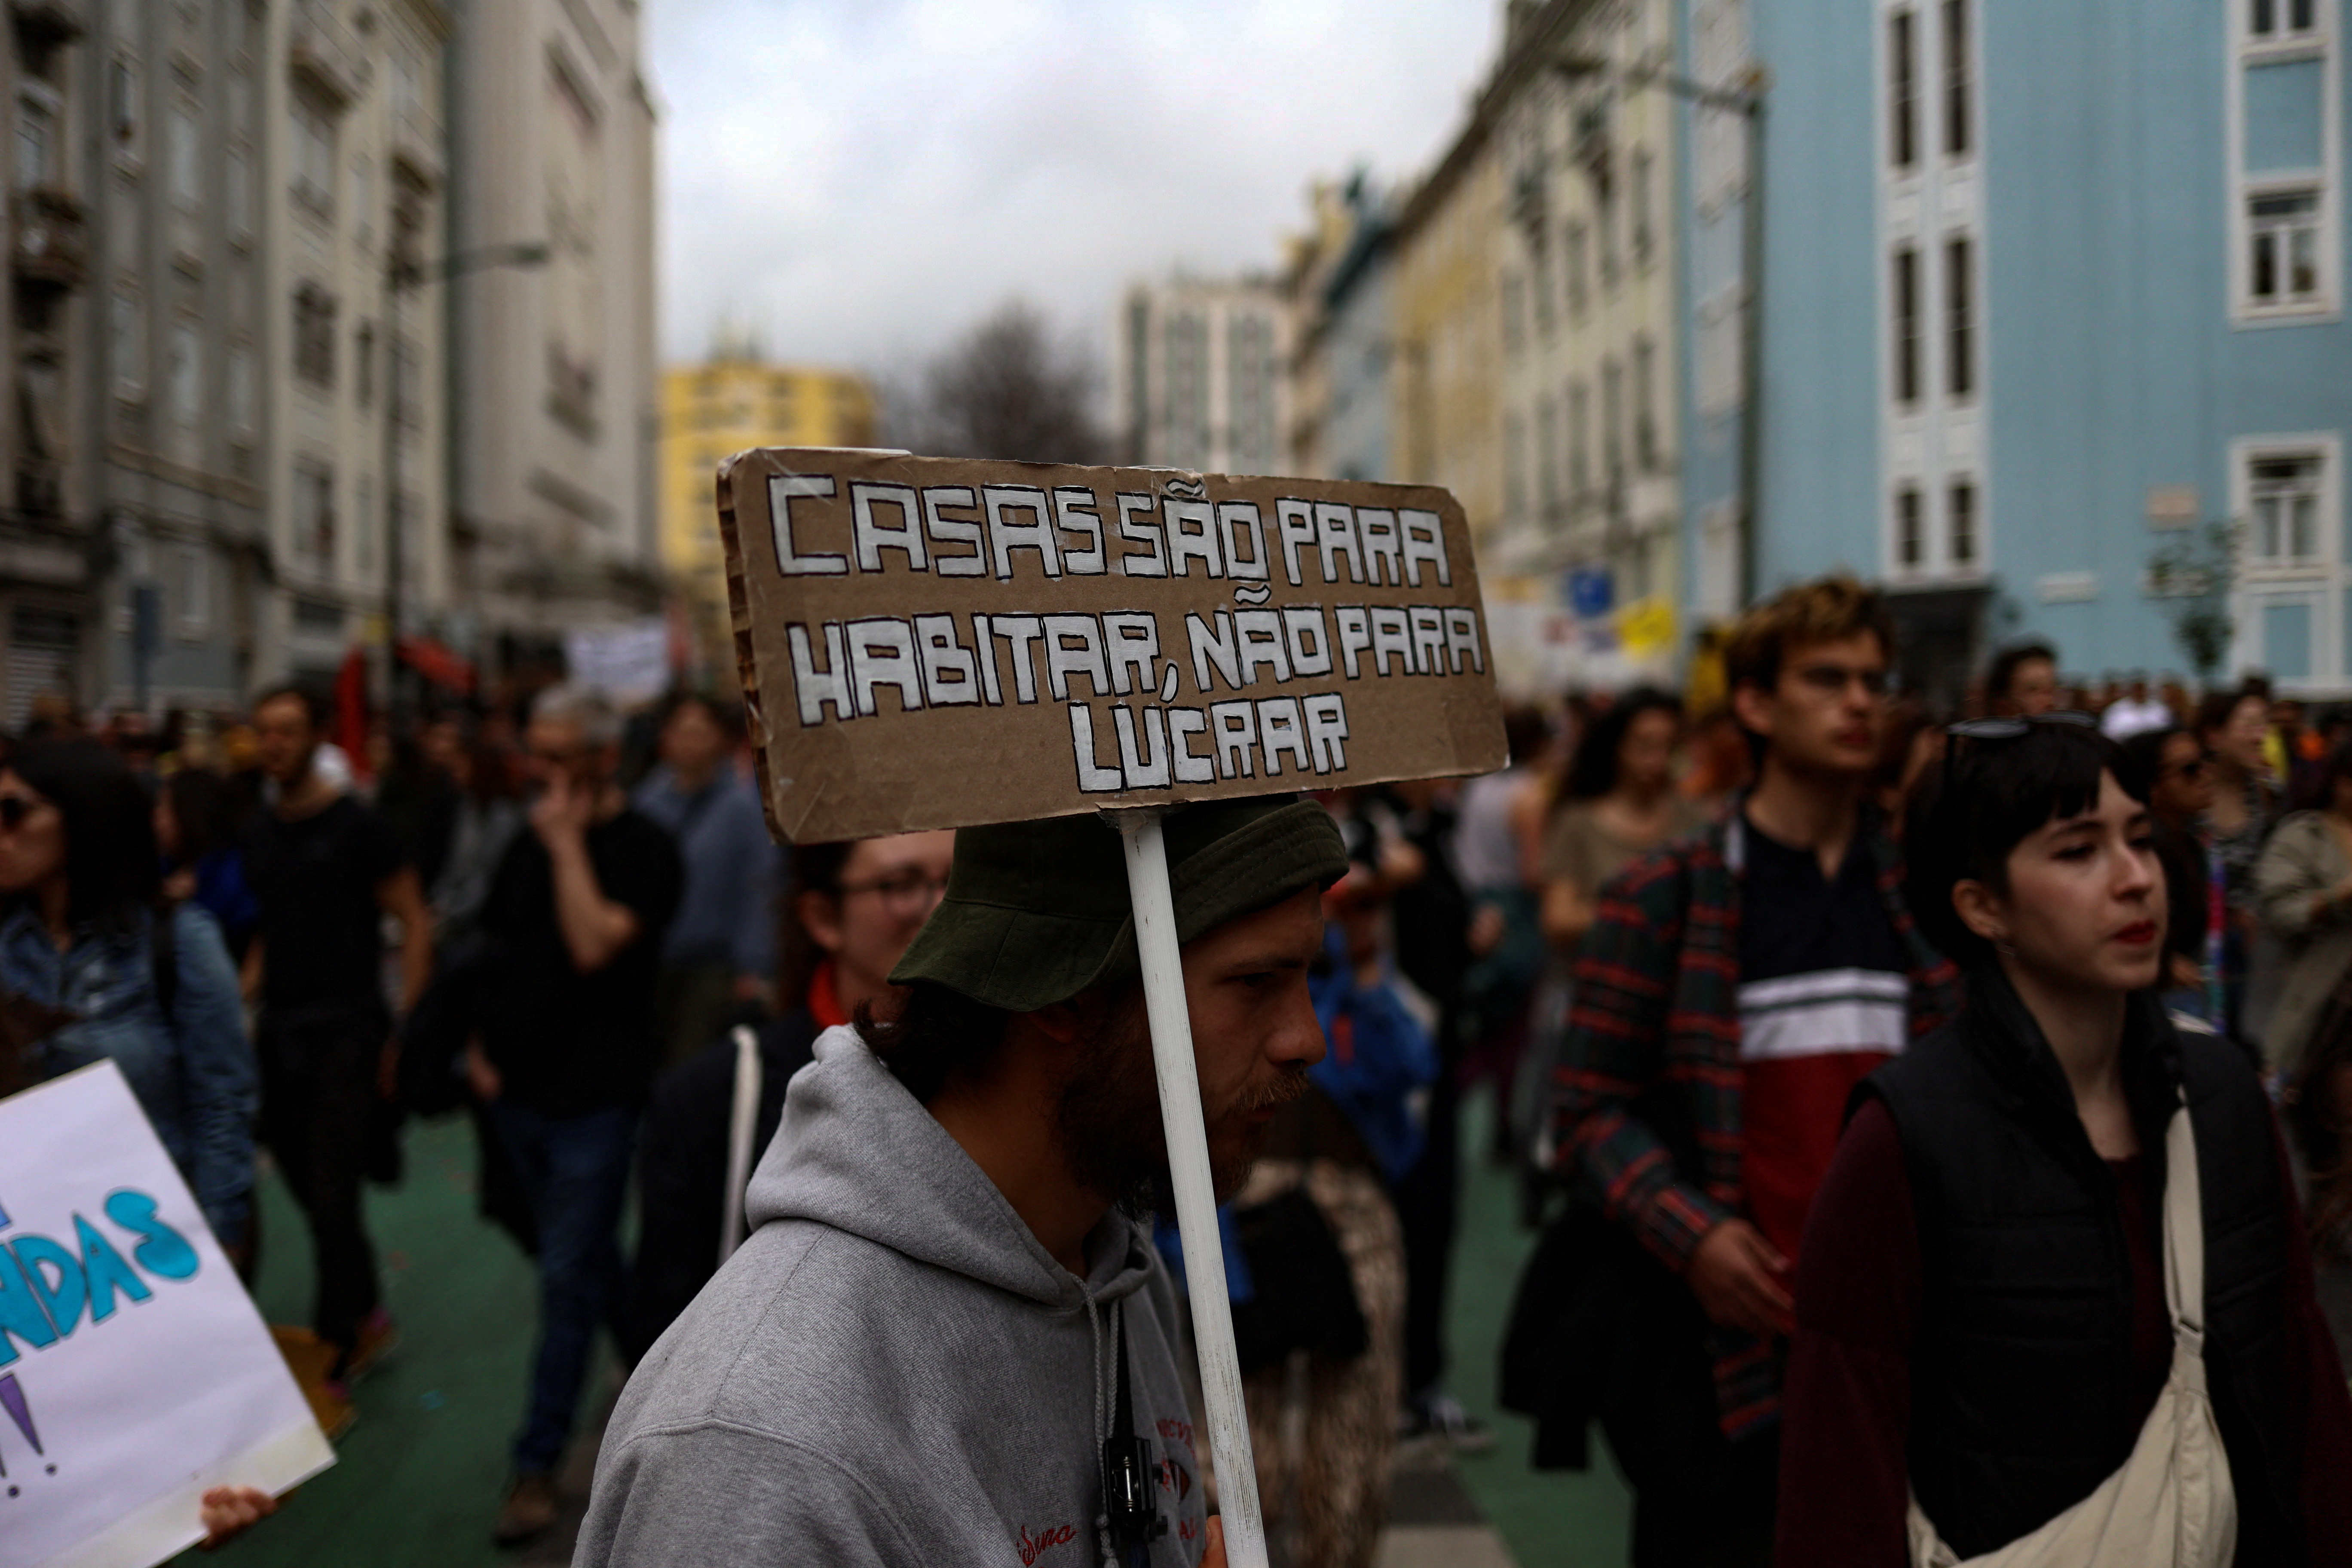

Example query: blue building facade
[1679,0,2352,698]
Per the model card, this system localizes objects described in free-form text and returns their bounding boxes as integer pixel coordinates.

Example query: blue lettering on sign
[10,1238,83,1343]
[102,1191,196,1281]
[0,1250,58,1369]
[0,1189,197,1369]
[74,1217,151,1323]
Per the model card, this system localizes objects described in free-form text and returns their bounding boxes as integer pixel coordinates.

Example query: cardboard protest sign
[0,1062,332,1568]
[720,450,1508,842]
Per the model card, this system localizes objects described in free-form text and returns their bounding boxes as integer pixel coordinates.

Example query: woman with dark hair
[2254,739,2352,1078]
[623,828,952,1361]
[2200,683,2280,1035]
[0,740,257,1248]
[156,765,260,959]
[1777,718,2352,1565]
[1537,687,1701,953]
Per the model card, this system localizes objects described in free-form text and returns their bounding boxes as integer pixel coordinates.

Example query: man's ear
[1025,1001,1087,1047]
[1951,878,2008,946]
[1730,679,1774,746]
[795,890,844,956]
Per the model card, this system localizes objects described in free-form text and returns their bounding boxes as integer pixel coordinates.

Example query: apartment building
[659,346,876,674]
[445,0,660,680]
[258,0,453,691]
[1110,275,1291,476]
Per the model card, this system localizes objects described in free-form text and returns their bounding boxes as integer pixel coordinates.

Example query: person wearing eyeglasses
[1546,576,1962,1567]
[1776,716,2352,1566]
[468,683,685,1547]
[624,829,953,1363]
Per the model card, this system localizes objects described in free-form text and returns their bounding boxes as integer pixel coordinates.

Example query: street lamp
[381,238,551,707]
[1556,52,1769,610]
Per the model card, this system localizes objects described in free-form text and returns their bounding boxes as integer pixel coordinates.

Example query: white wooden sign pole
[1114,807,1270,1568]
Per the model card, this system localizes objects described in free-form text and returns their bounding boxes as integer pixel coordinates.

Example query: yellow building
[659,353,878,675]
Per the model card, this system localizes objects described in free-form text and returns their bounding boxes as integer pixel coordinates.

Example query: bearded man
[576,796,1346,1568]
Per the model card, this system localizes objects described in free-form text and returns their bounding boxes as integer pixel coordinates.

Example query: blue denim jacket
[5,902,258,1245]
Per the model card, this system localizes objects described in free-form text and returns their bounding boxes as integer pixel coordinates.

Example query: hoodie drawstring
[1084,1286,1119,1568]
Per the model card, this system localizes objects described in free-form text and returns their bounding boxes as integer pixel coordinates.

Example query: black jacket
[622,1008,820,1364]
[1862,973,2300,1561]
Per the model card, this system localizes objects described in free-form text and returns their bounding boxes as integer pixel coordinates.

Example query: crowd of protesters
[0,680,814,1547]
[1495,586,2352,1568]
[5,574,2352,1568]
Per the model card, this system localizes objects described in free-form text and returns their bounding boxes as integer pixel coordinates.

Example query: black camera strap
[1100,1302,1166,1565]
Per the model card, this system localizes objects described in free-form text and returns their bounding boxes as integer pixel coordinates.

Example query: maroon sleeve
[2266,1116,2352,1564]
[1776,1097,1918,1568]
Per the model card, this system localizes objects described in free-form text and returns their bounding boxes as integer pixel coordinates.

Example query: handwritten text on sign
[719,451,1507,842]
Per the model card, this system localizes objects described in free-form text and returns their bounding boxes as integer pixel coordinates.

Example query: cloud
[646,0,1498,379]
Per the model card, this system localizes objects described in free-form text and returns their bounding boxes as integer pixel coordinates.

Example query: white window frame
[1630,146,1654,267]
[1888,6,1920,173]
[2231,432,2340,580]
[2249,0,2324,43]
[168,100,201,210]
[2227,0,2341,324]
[290,98,335,220]
[1948,475,1979,567]
[167,321,200,429]
[175,545,209,638]
[15,81,61,192]
[226,147,253,244]
[1941,0,1974,159]
[1693,0,1751,213]
[1892,481,1925,573]
[111,287,145,398]
[226,342,254,438]
[109,53,142,156]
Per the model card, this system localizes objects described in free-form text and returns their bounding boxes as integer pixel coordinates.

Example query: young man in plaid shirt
[1550,576,1962,1566]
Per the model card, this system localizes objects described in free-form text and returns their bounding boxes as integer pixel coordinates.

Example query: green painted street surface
[198,1102,1631,1567]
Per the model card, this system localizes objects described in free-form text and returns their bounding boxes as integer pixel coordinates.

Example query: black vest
[1862,977,2299,1562]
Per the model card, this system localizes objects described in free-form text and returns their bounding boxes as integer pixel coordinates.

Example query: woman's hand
[1200,1515,1227,1568]
[198,1485,278,1550]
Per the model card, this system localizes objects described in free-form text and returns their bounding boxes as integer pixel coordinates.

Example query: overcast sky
[646,0,1501,388]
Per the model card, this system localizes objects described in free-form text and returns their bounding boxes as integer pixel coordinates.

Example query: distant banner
[0,1063,332,1568]
[563,618,673,707]
[719,450,1507,842]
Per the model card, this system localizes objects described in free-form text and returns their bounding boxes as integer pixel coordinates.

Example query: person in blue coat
[0,739,256,1250]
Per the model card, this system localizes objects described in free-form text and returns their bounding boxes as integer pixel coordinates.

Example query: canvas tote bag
[1907,1097,2236,1568]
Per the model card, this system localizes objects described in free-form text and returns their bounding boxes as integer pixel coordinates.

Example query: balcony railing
[16,456,62,521]
[288,0,364,107]
[12,187,88,293]
[10,1,86,48]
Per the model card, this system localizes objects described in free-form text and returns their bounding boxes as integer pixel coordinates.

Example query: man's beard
[1054,994,1311,1220]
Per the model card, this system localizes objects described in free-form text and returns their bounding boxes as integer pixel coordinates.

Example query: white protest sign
[0,1062,333,1568]
[563,618,673,707]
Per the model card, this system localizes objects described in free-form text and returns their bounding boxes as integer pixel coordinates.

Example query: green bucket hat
[888,796,1348,1013]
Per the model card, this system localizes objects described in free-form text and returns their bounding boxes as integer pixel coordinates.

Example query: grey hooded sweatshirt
[576,1025,1210,1567]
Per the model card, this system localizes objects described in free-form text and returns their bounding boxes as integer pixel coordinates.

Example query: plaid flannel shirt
[1549,807,1962,1437]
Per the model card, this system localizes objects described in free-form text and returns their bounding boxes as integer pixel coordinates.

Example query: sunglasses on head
[1939,711,2101,797]
[1945,710,2101,742]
